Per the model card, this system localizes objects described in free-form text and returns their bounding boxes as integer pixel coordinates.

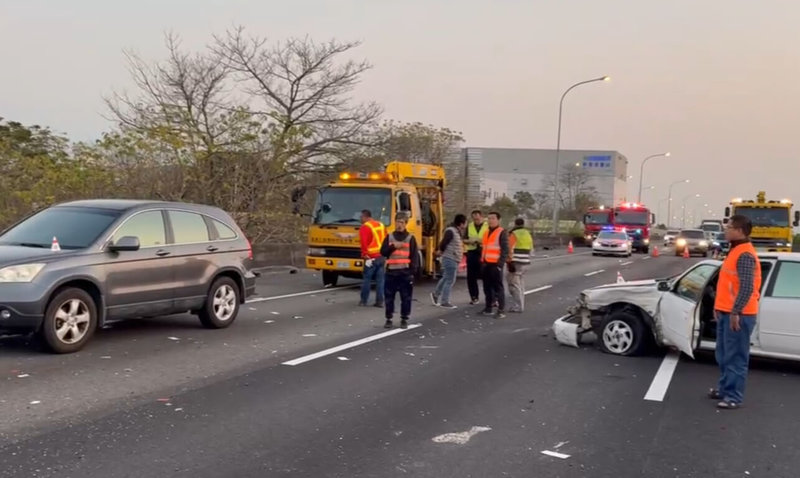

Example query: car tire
[642,247,649,254]
[198,277,240,329]
[598,310,650,356]
[40,288,98,354]
[322,270,339,287]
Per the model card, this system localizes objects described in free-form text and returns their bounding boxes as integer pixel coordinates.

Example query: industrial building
[464,147,629,207]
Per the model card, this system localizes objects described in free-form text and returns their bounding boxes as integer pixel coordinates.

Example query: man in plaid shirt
[710,215,762,409]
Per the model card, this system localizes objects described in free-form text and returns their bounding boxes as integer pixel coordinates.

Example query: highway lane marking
[282,323,423,366]
[541,450,571,459]
[584,269,605,277]
[247,285,359,303]
[643,351,680,402]
[531,251,591,261]
[642,256,651,260]
[524,285,553,295]
[620,260,634,266]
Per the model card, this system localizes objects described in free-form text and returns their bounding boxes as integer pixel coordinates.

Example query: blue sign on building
[582,155,612,169]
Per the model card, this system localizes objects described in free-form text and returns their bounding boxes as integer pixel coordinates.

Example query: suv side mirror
[108,236,140,252]
[657,281,671,292]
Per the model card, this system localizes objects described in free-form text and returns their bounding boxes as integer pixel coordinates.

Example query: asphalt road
[2,248,799,477]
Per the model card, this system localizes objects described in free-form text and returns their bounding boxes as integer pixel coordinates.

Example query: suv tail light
[246,238,253,260]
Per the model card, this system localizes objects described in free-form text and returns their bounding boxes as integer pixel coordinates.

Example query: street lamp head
[665,152,671,157]
[602,76,611,82]
[684,179,690,183]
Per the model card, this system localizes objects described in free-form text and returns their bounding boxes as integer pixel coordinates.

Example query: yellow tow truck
[725,191,800,252]
[300,162,447,287]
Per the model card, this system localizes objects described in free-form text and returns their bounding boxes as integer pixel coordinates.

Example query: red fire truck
[583,202,655,253]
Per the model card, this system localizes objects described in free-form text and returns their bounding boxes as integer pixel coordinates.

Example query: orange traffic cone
[567,241,574,254]
[652,246,660,258]
[51,236,61,252]
[682,247,690,259]
[458,255,467,274]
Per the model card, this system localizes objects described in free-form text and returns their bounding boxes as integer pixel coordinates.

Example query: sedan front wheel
[598,310,650,356]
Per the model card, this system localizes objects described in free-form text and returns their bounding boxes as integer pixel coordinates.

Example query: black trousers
[482,263,505,312]
[466,249,483,300]
[384,273,413,320]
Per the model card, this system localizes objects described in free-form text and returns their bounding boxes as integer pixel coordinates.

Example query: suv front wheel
[199,277,241,329]
[41,288,98,354]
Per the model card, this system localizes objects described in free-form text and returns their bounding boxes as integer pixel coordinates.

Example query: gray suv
[0,200,257,353]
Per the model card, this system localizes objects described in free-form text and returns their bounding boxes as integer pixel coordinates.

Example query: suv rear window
[681,230,705,239]
[0,207,121,250]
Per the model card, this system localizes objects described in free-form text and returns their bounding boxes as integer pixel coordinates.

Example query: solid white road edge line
[524,285,553,295]
[584,269,605,277]
[282,323,423,366]
[247,285,359,303]
[541,450,571,459]
[643,351,681,402]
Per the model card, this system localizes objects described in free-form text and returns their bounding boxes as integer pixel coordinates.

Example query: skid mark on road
[644,351,681,401]
[584,269,605,277]
[282,323,422,366]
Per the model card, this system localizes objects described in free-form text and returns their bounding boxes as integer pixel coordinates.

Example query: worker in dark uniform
[380,213,419,329]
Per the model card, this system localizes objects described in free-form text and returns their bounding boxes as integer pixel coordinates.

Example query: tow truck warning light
[339,172,390,181]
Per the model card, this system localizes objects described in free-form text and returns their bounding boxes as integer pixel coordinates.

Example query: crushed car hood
[583,279,663,317]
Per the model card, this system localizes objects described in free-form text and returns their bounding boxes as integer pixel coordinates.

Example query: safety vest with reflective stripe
[364,220,386,256]
[714,242,761,315]
[509,228,533,264]
[465,221,488,252]
[481,227,504,264]
[387,233,412,270]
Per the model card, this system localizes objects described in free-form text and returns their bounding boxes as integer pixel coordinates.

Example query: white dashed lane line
[524,285,553,295]
[644,351,681,402]
[584,269,606,277]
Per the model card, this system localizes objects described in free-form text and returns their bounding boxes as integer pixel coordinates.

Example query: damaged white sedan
[553,253,800,360]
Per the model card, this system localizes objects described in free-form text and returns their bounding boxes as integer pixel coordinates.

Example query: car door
[757,259,800,355]
[165,209,218,311]
[658,263,719,358]
[102,209,178,320]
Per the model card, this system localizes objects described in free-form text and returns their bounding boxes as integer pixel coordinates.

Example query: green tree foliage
[488,196,520,226]
[513,191,535,217]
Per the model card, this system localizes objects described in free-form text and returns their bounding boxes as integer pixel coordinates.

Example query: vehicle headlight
[676,238,686,246]
[712,241,720,247]
[592,241,600,247]
[775,242,786,247]
[643,238,650,244]
[0,263,46,283]
[307,247,326,256]
[699,240,708,247]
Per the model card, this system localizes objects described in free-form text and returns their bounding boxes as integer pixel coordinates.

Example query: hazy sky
[2,0,799,222]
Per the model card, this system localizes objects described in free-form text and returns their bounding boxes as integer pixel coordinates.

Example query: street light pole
[551,75,610,235]
[667,179,690,228]
[637,152,670,203]
[681,193,701,228]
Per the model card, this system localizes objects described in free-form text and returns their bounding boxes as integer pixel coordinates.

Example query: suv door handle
[206,245,219,252]
[155,249,171,257]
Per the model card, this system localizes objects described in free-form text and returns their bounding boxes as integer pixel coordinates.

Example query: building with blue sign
[462,147,629,209]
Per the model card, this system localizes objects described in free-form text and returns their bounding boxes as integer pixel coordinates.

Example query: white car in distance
[553,253,800,361]
[592,230,633,257]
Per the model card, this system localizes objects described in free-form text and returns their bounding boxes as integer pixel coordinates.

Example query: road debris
[264,320,275,324]
[337,357,350,361]
[302,334,317,337]
[167,337,180,341]
[432,426,492,445]
[29,400,41,405]
[270,311,280,315]
[17,374,30,378]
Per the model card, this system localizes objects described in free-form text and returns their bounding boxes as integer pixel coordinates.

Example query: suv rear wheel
[199,277,240,329]
[41,288,98,354]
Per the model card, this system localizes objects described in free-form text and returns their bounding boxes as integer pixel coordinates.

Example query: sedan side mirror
[108,236,140,252]
[657,281,671,292]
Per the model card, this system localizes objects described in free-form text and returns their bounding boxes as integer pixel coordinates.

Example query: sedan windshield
[598,232,628,241]
[680,230,705,239]
[313,187,392,226]
[0,207,121,250]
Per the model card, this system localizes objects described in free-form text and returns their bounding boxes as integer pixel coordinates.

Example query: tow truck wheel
[598,310,649,356]
[322,271,339,287]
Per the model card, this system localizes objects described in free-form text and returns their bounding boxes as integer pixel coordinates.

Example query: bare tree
[212,27,382,176]
[544,165,599,220]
